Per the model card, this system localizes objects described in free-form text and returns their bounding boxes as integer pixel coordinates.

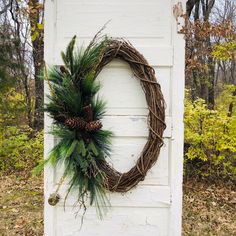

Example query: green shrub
[184,86,236,180]
[0,126,43,174]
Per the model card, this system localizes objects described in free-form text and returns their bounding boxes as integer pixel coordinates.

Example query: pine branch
[42,34,113,219]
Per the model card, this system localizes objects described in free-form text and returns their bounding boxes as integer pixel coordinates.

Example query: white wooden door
[44,0,185,235]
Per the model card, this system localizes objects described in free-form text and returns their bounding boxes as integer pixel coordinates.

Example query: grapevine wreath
[44,31,166,217]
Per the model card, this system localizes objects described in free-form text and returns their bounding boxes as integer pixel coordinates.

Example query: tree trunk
[29,0,44,130]
[33,37,44,129]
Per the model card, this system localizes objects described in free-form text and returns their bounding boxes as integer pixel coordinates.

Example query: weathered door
[44,0,185,235]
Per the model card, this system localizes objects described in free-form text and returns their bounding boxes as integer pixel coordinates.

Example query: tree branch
[186,0,200,17]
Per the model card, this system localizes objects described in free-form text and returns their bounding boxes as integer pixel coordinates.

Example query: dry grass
[0,174,235,235]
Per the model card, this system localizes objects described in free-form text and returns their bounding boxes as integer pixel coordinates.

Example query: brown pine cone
[65,117,87,129]
[85,120,103,131]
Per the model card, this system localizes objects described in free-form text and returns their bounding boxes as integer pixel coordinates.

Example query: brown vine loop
[95,39,166,193]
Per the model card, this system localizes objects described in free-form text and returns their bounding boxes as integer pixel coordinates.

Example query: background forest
[0,0,235,235]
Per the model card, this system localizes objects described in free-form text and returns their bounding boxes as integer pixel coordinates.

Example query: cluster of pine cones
[65,117,102,131]
[64,104,102,131]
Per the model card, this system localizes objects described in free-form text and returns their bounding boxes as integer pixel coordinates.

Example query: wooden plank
[44,0,57,235]
[53,138,170,186]
[55,207,169,236]
[96,63,171,115]
[56,0,172,43]
[54,185,171,208]
[49,62,171,115]
[102,116,171,138]
[46,115,171,138]
[53,45,173,67]
[168,1,186,235]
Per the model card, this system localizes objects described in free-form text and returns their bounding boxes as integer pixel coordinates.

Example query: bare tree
[0,0,44,129]
[213,0,236,86]
[28,0,44,129]
[185,0,235,107]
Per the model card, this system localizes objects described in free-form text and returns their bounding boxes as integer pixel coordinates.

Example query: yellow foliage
[184,87,236,180]
[37,23,44,30]
[0,88,27,126]
[31,31,39,42]
[212,40,236,61]
[0,126,43,173]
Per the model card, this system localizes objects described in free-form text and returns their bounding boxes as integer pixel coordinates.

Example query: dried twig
[95,39,166,192]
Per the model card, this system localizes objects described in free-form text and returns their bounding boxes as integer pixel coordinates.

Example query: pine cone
[85,120,103,131]
[65,117,86,129]
[82,104,93,122]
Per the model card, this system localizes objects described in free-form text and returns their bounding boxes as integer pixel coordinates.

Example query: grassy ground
[0,175,235,235]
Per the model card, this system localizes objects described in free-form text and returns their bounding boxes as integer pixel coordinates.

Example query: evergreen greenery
[44,35,113,218]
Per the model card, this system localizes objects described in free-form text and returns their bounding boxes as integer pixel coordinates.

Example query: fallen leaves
[182,178,236,235]
[0,174,43,236]
[0,174,235,235]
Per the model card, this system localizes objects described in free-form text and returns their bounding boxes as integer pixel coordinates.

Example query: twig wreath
[44,30,166,218]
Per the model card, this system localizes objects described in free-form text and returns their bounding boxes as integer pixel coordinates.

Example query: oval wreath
[44,32,166,217]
